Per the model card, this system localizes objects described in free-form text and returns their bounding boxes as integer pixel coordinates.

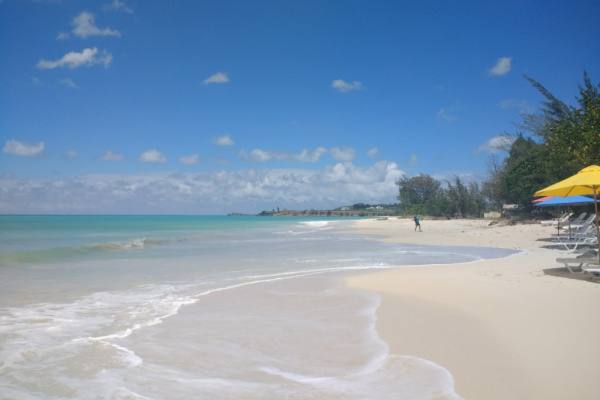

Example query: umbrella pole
[595,187,600,265]
[556,207,561,237]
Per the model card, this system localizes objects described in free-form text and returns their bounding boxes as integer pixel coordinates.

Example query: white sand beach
[345,217,600,400]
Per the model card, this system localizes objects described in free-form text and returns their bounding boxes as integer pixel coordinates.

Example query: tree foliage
[481,154,504,210]
[396,174,480,217]
[396,72,598,217]
[483,71,600,209]
[445,176,469,217]
[500,135,551,205]
[396,174,442,210]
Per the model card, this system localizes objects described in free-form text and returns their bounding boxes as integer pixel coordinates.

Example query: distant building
[502,203,524,217]
[484,211,502,219]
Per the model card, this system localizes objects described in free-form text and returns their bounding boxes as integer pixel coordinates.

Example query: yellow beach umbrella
[534,165,600,264]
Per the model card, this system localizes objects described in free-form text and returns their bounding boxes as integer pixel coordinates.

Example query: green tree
[522,71,600,180]
[481,154,506,210]
[481,72,598,210]
[446,176,470,217]
[468,181,486,218]
[423,196,454,217]
[500,135,550,205]
[396,174,442,213]
[545,75,600,177]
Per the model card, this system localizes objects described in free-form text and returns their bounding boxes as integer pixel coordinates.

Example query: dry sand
[344,217,600,400]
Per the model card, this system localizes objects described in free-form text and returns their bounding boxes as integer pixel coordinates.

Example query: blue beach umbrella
[534,195,595,207]
[534,165,600,263]
[534,195,595,238]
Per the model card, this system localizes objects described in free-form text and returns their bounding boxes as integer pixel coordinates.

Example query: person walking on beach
[414,213,421,232]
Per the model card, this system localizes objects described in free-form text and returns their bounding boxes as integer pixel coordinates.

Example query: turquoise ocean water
[0,215,517,399]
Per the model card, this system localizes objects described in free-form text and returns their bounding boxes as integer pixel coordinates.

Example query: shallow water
[0,216,517,399]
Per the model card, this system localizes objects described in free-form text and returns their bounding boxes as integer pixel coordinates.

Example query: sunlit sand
[346,217,600,400]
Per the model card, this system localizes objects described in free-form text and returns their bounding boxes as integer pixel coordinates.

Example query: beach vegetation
[396,174,442,207]
[482,71,600,210]
[448,177,486,218]
[396,174,482,218]
[500,135,551,205]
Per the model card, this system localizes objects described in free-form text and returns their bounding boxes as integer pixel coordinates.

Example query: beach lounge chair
[552,224,595,239]
[556,212,586,230]
[562,214,596,230]
[556,251,599,273]
[540,213,573,226]
[582,265,600,281]
[553,236,598,251]
[567,212,587,225]
[574,212,587,222]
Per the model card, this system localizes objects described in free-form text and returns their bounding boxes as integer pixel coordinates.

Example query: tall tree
[396,174,441,205]
[396,174,442,213]
[468,181,486,218]
[500,135,550,205]
[523,75,573,129]
[482,72,599,209]
[522,71,600,179]
[543,72,600,177]
[481,154,506,210]
[446,176,470,217]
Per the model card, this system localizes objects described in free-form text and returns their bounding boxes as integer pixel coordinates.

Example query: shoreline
[344,218,600,400]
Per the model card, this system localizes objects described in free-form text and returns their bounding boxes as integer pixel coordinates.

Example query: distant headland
[229,204,400,217]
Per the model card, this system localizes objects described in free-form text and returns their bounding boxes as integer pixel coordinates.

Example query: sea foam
[0,216,515,398]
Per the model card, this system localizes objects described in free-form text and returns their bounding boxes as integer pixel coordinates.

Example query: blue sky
[1,0,599,214]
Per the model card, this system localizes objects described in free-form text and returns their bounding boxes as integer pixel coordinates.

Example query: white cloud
[498,99,535,114]
[2,139,45,157]
[367,147,379,158]
[203,72,229,85]
[404,154,418,166]
[0,161,405,214]
[239,147,328,163]
[60,78,77,88]
[56,32,70,40]
[72,11,121,39]
[96,150,124,161]
[331,79,362,93]
[102,0,133,13]
[489,57,512,76]
[179,154,200,165]
[474,134,515,154]
[64,150,78,158]
[212,134,235,146]
[139,149,167,163]
[296,147,327,163]
[239,149,272,162]
[330,146,356,162]
[36,47,113,69]
[437,107,456,122]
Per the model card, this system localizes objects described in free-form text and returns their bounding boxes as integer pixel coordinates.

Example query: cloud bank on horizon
[0,161,406,215]
[1,0,598,214]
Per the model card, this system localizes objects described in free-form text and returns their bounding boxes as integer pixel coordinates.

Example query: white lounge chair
[554,236,598,251]
[552,224,595,239]
[582,265,600,281]
[562,214,596,231]
[540,213,574,226]
[556,252,599,273]
[569,212,587,224]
